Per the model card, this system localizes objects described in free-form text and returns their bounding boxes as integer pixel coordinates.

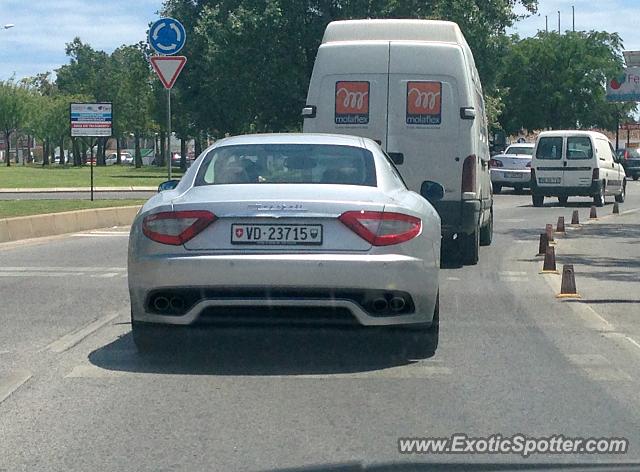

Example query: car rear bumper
[490,169,531,186]
[531,179,601,197]
[129,252,439,327]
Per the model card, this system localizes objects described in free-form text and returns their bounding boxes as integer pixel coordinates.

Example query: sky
[0,0,639,82]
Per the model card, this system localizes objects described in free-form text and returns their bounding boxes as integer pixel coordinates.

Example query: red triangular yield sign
[150,56,187,89]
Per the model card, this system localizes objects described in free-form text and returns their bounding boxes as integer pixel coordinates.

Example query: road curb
[0,206,140,243]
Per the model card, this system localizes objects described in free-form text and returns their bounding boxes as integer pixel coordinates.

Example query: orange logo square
[406,81,442,125]
[335,81,369,124]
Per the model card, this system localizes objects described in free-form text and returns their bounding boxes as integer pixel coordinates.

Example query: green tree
[0,81,30,167]
[498,31,635,133]
[162,0,538,135]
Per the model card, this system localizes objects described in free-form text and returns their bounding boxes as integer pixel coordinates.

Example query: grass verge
[0,200,145,218]
[0,164,183,189]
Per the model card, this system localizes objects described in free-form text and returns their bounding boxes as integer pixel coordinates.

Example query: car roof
[536,130,609,140]
[210,133,370,149]
[507,143,534,147]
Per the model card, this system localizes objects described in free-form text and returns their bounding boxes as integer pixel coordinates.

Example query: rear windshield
[195,144,377,186]
[506,146,533,155]
[535,137,563,160]
[619,148,640,158]
[567,137,593,160]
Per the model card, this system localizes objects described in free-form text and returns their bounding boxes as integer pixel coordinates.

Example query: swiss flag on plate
[150,56,187,89]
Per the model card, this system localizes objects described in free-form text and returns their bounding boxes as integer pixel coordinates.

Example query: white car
[504,142,534,156]
[105,152,133,165]
[489,153,531,194]
[128,133,442,352]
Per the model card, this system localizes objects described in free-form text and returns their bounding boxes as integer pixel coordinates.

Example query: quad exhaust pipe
[151,294,187,314]
[369,295,408,314]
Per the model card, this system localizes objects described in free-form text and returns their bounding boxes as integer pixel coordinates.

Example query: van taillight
[461,155,476,193]
[592,168,599,180]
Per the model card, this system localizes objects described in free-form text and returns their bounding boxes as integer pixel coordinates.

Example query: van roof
[322,20,467,46]
[537,130,610,140]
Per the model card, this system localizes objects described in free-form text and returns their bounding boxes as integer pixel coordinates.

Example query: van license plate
[231,224,323,245]
[506,173,523,179]
[539,177,561,184]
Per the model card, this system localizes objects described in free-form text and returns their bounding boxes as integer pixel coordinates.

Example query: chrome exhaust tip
[371,298,389,313]
[389,297,406,312]
[153,296,170,312]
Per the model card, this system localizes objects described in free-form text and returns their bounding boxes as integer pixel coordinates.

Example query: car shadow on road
[88,324,438,376]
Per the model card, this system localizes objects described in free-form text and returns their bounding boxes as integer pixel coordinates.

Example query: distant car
[616,148,640,181]
[105,152,133,165]
[489,153,531,194]
[128,133,442,352]
[503,143,534,156]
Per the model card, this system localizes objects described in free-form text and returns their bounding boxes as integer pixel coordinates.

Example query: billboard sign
[70,103,112,137]
[606,68,640,102]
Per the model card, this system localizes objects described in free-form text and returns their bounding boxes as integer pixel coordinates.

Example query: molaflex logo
[406,81,442,125]
[335,81,369,125]
[610,73,627,90]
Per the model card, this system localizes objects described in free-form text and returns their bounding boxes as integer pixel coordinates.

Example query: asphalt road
[1,185,640,471]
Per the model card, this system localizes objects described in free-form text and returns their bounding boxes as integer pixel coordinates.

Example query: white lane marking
[446,277,460,281]
[0,370,32,404]
[0,272,77,277]
[603,333,640,355]
[582,367,632,381]
[90,273,119,278]
[46,312,121,353]
[502,218,527,223]
[499,271,527,276]
[65,364,122,379]
[567,354,610,365]
[500,277,529,282]
[0,266,125,272]
[514,240,531,244]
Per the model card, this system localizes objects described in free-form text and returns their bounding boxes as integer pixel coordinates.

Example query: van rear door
[303,42,390,148]
[564,136,595,188]
[534,136,565,188]
[385,42,462,200]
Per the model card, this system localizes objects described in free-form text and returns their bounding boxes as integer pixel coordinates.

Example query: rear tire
[558,196,568,206]
[594,182,605,207]
[492,183,502,194]
[532,194,544,207]
[461,229,479,265]
[615,180,626,203]
[479,208,493,246]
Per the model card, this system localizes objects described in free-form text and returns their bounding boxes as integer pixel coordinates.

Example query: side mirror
[388,152,404,165]
[301,106,316,118]
[460,107,476,120]
[420,180,444,202]
[158,179,180,192]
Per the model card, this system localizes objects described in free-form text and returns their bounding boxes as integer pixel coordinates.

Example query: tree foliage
[498,31,635,133]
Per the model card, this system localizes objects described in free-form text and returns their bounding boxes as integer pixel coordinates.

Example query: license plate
[231,224,323,245]
[505,172,523,179]
[539,177,561,184]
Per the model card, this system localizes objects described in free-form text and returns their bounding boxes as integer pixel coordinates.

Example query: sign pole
[167,89,172,180]
[90,143,94,201]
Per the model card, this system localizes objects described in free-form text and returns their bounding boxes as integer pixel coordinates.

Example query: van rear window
[536,137,563,160]
[567,137,593,160]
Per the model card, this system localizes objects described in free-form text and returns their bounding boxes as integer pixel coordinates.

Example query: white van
[531,131,626,207]
[302,19,492,265]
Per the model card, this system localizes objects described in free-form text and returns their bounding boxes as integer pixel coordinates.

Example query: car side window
[595,139,612,162]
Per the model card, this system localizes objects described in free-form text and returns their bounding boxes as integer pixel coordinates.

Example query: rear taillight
[462,155,477,193]
[592,168,599,180]
[339,211,422,246]
[489,158,503,168]
[624,151,629,160]
[142,210,216,245]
